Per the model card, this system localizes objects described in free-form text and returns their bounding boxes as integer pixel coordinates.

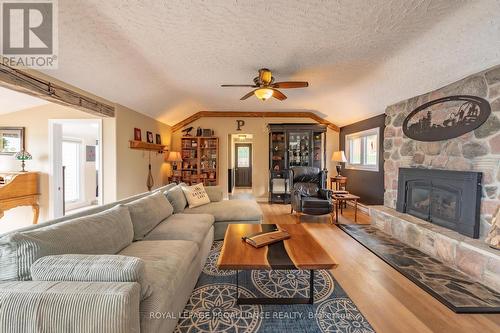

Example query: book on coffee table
[242,229,290,248]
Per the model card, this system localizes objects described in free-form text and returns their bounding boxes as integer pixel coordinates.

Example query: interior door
[235,143,252,187]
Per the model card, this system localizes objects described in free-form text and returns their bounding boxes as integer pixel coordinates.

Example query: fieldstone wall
[384,64,500,238]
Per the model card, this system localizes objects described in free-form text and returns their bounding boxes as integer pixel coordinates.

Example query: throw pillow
[165,185,188,213]
[181,183,211,208]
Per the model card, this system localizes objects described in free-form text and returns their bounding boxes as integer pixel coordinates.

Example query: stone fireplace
[369,64,500,292]
[396,168,482,238]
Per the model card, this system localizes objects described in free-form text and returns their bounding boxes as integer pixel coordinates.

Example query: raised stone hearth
[370,206,500,293]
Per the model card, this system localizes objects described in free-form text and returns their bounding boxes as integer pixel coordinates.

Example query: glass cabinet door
[288,131,310,167]
[270,131,286,171]
[312,132,322,168]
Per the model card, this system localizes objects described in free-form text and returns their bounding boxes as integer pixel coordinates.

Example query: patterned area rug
[339,224,500,313]
[175,241,375,333]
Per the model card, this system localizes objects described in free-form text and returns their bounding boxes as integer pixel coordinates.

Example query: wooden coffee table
[217,224,337,305]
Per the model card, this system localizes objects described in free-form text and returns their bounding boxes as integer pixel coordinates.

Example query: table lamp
[331,150,347,177]
[166,151,182,171]
[14,150,32,172]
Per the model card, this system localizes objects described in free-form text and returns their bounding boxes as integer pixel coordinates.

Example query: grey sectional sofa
[0,184,262,333]
[165,184,263,240]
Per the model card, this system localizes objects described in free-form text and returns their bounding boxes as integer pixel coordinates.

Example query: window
[62,140,81,202]
[237,146,250,167]
[345,127,379,171]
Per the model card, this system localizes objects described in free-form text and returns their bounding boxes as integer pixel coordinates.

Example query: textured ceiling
[41,0,500,126]
[0,86,48,115]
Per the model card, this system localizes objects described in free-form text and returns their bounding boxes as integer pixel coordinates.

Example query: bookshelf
[180,136,219,186]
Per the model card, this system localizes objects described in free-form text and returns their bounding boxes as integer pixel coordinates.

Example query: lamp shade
[166,151,182,162]
[14,150,32,161]
[254,88,273,101]
[331,150,347,163]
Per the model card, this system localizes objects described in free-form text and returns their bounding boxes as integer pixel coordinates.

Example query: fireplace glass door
[429,185,460,230]
[406,180,461,230]
[406,181,431,220]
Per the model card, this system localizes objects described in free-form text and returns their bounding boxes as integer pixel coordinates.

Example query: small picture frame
[155,134,161,145]
[146,131,154,143]
[134,128,142,141]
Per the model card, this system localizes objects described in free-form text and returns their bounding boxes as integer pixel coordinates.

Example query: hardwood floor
[259,202,500,333]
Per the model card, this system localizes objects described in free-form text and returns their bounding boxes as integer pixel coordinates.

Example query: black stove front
[396,168,482,238]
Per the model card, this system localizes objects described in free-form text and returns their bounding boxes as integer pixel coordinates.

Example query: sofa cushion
[30,254,152,300]
[181,183,210,208]
[125,192,174,241]
[183,199,263,222]
[118,240,198,318]
[204,185,223,202]
[165,185,188,213]
[144,213,214,246]
[0,205,133,281]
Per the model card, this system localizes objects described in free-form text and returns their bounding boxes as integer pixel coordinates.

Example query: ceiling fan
[221,68,308,101]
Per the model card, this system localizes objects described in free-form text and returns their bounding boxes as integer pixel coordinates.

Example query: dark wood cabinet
[268,123,327,203]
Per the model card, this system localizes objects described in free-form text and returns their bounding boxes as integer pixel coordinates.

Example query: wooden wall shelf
[129,140,167,152]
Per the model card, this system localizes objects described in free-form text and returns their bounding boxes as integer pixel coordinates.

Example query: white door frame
[48,119,103,218]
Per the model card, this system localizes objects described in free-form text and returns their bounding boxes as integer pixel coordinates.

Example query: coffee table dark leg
[309,269,314,304]
[236,269,239,300]
[236,269,315,305]
[335,200,339,223]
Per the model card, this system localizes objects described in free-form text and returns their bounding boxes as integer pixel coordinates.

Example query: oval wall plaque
[402,95,491,142]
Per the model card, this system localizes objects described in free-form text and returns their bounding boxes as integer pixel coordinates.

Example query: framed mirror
[0,127,25,155]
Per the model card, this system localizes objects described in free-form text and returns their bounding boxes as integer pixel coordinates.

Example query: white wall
[172,117,339,200]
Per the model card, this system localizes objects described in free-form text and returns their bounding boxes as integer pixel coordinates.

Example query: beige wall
[114,105,172,199]
[172,117,339,200]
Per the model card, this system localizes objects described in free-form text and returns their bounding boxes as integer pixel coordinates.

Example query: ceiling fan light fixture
[254,88,273,101]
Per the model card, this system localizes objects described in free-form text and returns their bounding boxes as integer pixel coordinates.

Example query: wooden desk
[332,193,360,223]
[0,172,40,224]
[330,176,347,191]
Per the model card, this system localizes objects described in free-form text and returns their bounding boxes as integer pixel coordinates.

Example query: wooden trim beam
[0,64,115,117]
[171,111,339,132]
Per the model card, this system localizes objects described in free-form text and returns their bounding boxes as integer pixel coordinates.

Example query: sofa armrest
[31,254,151,300]
[204,185,223,202]
[0,281,140,333]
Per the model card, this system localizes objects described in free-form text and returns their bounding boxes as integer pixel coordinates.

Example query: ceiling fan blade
[221,84,257,87]
[240,90,257,100]
[271,89,287,101]
[271,81,309,89]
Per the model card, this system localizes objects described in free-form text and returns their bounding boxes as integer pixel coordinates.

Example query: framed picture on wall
[0,127,25,155]
[156,134,161,145]
[134,128,142,141]
[146,131,154,143]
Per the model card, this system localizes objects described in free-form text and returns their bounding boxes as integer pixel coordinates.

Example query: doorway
[49,119,102,218]
[234,143,252,187]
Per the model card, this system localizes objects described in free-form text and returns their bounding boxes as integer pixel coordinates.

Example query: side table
[331,193,360,223]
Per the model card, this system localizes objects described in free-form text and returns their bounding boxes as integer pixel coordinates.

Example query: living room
[0,1,499,332]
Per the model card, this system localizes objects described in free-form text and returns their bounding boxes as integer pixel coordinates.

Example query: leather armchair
[290,167,333,219]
